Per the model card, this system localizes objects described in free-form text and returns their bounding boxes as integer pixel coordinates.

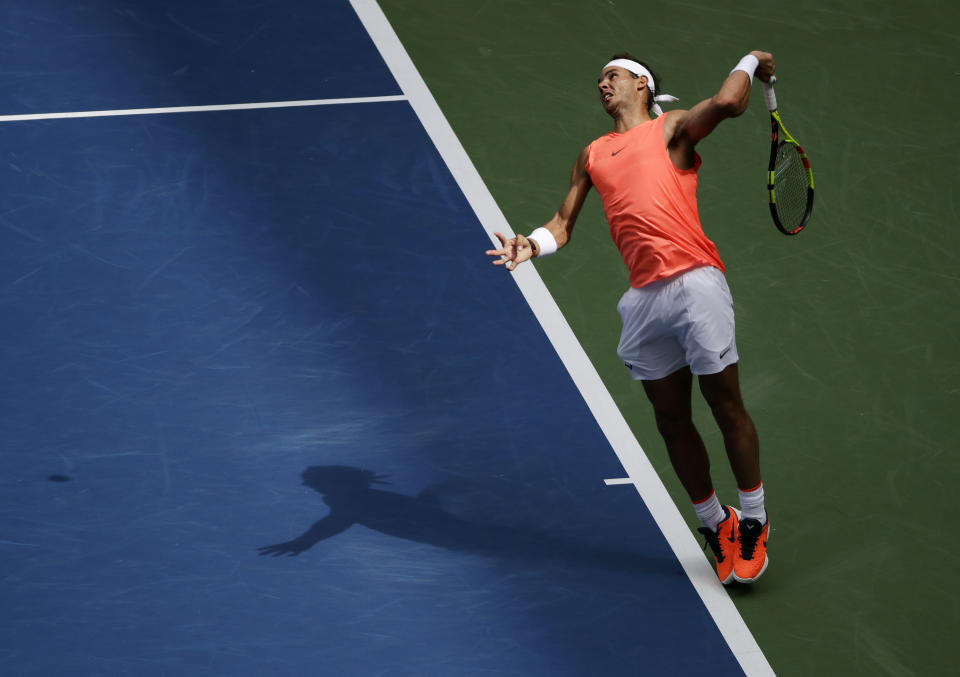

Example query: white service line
[350,1,774,676]
[0,95,408,123]
[603,477,636,486]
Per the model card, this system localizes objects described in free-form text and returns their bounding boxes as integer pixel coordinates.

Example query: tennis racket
[762,77,814,235]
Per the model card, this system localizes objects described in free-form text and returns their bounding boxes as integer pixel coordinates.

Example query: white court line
[351,1,775,675]
[0,95,407,123]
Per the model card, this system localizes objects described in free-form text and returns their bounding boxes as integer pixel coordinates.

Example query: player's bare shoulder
[662,108,692,146]
[579,142,592,164]
[572,143,593,182]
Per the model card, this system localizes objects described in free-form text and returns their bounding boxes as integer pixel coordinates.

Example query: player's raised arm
[666,51,775,160]
[486,146,592,271]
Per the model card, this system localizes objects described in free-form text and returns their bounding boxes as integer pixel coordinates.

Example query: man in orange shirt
[487,50,775,584]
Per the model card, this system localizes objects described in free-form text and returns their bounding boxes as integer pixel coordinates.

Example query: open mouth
[602,92,613,104]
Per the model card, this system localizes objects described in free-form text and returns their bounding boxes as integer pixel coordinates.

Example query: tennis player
[487,50,775,584]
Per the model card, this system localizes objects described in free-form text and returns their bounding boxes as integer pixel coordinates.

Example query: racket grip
[761,76,778,112]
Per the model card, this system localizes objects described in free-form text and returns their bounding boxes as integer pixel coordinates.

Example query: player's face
[597,66,645,115]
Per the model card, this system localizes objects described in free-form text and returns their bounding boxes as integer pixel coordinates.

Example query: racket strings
[773,143,808,229]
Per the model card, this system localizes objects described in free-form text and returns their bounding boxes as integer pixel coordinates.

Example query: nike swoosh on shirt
[611,147,626,156]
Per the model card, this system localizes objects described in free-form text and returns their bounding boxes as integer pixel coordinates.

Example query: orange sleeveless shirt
[585,112,724,288]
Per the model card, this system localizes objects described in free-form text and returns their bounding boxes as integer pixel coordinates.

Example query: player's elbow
[712,93,747,118]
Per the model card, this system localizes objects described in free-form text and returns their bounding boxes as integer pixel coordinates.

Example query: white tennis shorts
[616,266,739,381]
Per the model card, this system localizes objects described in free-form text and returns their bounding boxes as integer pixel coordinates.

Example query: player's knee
[653,407,695,441]
[709,399,751,434]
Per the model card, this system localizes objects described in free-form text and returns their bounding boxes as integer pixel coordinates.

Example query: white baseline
[0,95,407,123]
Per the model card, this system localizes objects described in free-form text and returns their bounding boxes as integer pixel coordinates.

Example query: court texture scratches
[0,1,769,676]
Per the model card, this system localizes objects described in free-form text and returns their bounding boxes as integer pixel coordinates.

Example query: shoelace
[697,527,725,562]
[739,522,762,560]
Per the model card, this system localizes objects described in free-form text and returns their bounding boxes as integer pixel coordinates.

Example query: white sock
[738,483,766,524]
[693,491,726,532]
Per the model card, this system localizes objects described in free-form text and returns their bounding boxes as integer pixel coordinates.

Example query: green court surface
[381,1,960,674]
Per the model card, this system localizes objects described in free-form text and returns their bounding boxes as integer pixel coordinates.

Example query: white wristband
[529,227,558,257]
[730,54,759,83]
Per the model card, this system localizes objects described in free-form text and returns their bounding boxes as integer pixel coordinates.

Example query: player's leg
[641,367,713,501]
[697,364,760,490]
[673,266,764,515]
[642,367,739,584]
[699,364,769,583]
[676,266,769,582]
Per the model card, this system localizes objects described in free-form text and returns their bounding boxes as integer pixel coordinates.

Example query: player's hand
[750,51,775,82]
[485,231,534,271]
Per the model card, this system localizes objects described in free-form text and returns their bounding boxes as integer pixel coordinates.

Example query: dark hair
[609,52,662,114]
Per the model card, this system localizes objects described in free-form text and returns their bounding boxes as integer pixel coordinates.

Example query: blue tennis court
[0,2,764,675]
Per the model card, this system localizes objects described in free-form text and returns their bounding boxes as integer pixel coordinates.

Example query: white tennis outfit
[616,265,739,381]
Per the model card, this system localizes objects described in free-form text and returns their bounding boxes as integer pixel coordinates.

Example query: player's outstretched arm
[486,146,592,270]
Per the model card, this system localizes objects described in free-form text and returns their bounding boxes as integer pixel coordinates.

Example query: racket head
[767,113,814,235]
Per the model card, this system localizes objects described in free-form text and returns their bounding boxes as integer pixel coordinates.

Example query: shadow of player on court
[258,465,673,574]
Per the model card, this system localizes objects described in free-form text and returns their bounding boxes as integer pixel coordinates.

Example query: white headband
[602,59,679,116]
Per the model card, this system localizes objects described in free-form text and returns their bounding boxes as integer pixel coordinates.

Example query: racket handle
[761,76,778,112]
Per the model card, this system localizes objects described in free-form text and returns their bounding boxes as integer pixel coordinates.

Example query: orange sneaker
[697,506,739,585]
[734,516,770,583]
